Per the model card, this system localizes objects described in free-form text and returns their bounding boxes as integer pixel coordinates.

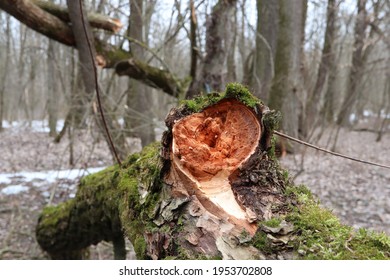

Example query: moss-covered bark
[36,84,390,260]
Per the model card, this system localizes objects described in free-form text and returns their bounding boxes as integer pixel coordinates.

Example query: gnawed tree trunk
[36,84,390,260]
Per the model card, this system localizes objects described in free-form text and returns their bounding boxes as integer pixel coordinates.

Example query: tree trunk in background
[304,0,337,137]
[376,73,389,142]
[65,0,95,127]
[186,0,237,98]
[239,0,250,86]
[189,0,197,82]
[375,9,390,142]
[268,0,307,140]
[251,0,279,102]
[0,14,11,131]
[336,0,367,126]
[66,0,128,161]
[321,50,338,124]
[125,0,155,147]
[226,4,237,83]
[47,39,58,137]
[67,0,95,100]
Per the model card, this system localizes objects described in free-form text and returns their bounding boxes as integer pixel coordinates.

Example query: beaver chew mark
[172,99,261,222]
[173,99,260,181]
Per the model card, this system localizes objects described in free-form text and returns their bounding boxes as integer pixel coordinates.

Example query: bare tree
[304,0,338,137]
[186,0,237,98]
[0,13,11,131]
[268,0,307,139]
[46,39,58,136]
[125,0,155,147]
[336,0,368,127]
[250,0,279,101]
[65,0,126,163]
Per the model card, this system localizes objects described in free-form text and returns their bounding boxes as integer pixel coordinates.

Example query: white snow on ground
[0,167,106,195]
[0,167,106,184]
[2,119,65,133]
[1,184,29,195]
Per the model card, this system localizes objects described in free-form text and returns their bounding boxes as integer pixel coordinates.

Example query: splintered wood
[172,99,261,223]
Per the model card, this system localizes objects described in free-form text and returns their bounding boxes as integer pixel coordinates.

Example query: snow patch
[0,167,106,197]
[1,119,65,133]
[0,167,106,186]
[0,176,11,185]
[1,185,29,195]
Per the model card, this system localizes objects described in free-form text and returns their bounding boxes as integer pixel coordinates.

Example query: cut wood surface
[172,99,260,223]
[36,84,390,260]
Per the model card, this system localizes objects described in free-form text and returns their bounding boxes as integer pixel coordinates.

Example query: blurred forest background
[0,0,389,157]
[0,0,389,259]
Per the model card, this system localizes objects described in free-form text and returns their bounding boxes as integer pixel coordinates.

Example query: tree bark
[125,0,155,147]
[0,13,11,132]
[304,0,337,136]
[336,0,367,126]
[186,0,237,98]
[36,84,390,260]
[251,0,279,102]
[115,58,184,98]
[189,0,198,82]
[268,0,307,140]
[47,39,58,137]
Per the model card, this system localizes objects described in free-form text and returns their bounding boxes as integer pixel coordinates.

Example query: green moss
[350,229,390,258]
[285,186,390,260]
[249,184,390,260]
[133,235,147,259]
[224,83,261,108]
[263,110,282,132]
[181,83,262,113]
[181,92,224,112]
[267,136,277,159]
[39,200,74,229]
[79,165,117,187]
[95,40,131,65]
[252,231,274,254]
[285,184,314,203]
[116,142,163,259]
[119,142,162,207]
[170,247,222,260]
[262,217,282,228]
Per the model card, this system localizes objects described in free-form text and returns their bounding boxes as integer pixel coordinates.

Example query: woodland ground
[0,120,389,259]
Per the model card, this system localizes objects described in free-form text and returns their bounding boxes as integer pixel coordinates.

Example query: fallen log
[36,83,390,260]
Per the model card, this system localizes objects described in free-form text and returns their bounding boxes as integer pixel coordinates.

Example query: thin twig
[274,130,390,170]
[78,0,122,166]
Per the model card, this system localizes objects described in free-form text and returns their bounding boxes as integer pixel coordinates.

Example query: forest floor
[0,120,389,259]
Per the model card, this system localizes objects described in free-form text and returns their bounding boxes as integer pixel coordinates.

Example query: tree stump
[36,84,390,260]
